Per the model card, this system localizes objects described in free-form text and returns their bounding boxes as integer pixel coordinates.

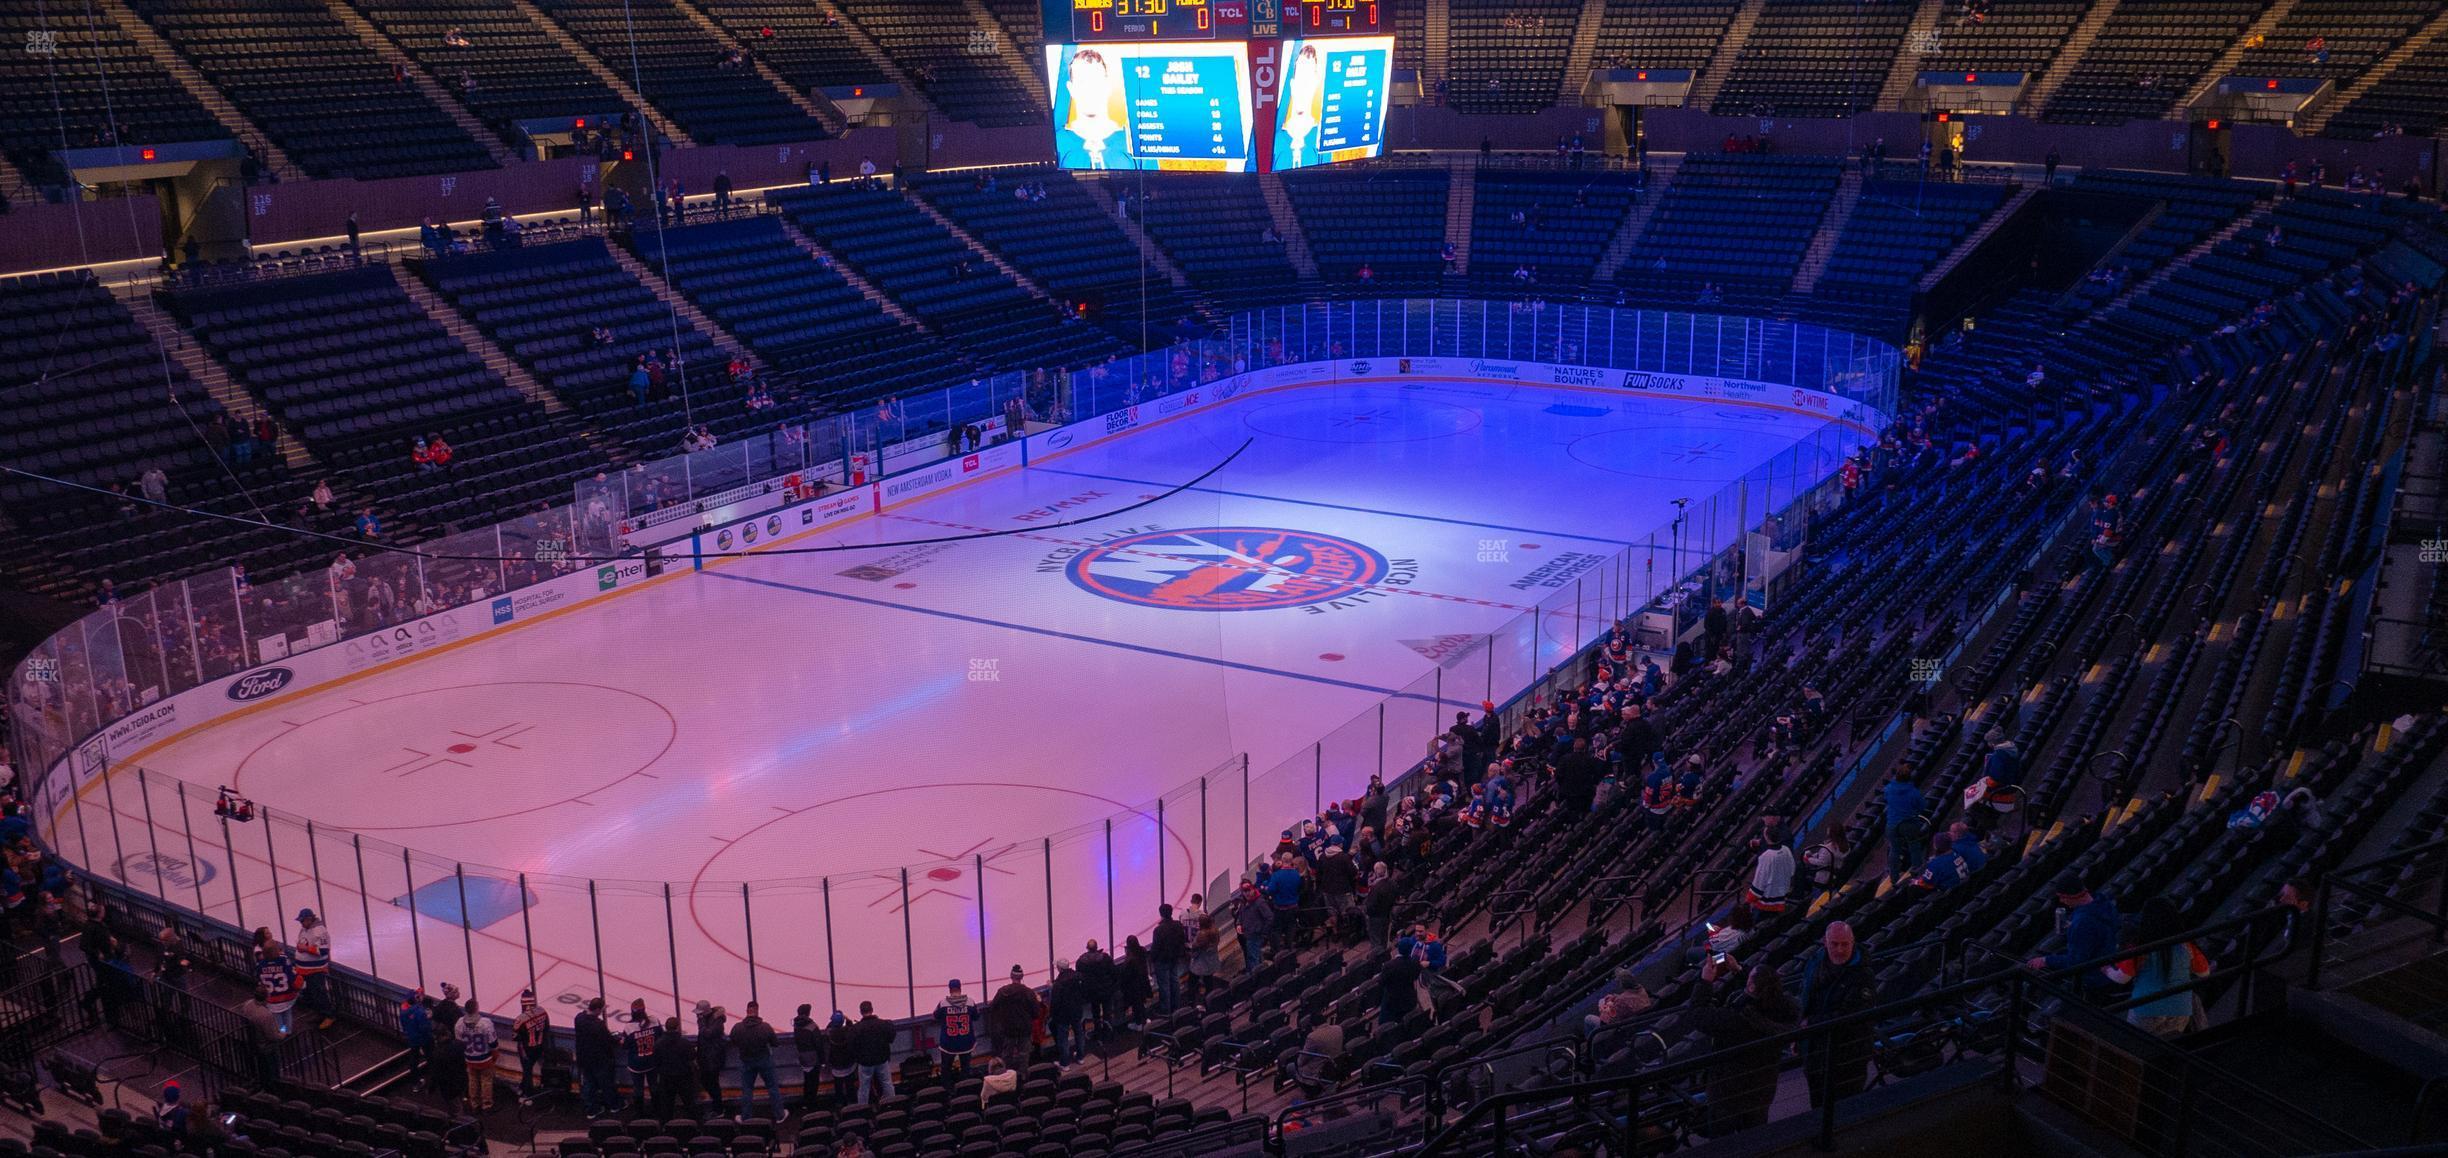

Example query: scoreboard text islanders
[1044,0,1391,172]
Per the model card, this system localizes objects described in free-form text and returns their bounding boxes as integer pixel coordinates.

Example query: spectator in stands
[138,465,167,504]
[2108,898,2210,1038]
[1149,903,1188,1014]
[443,25,469,47]
[398,990,433,1089]
[986,964,1039,1071]
[1290,1019,1344,1098]
[1117,936,1153,1029]
[577,185,594,226]
[2029,873,2121,1000]
[693,1001,730,1115]
[621,999,658,1113]
[848,1001,893,1104]
[2044,148,2061,186]
[1687,955,1797,1135]
[238,986,286,1086]
[574,997,617,1117]
[714,170,734,217]
[788,1004,823,1110]
[1048,958,1089,1066]
[931,981,975,1078]
[355,508,382,539]
[457,1000,498,1113]
[1799,921,1874,1108]
[1075,938,1117,1039]
[1747,827,1794,915]
[1183,895,1224,1002]
[1377,940,1422,1027]
[1914,822,1988,890]
[1233,880,1275,974]
[653,1016,692,1117]
[823,1011,856,1107]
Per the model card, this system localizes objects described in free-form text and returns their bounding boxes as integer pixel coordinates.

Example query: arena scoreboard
[1058,0,1230,41]
[1043,0,1389,172]
[1283,0,1382,36]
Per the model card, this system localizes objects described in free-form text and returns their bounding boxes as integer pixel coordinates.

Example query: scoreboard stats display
[1047,41,1257,171]
[1046,0,1387,172]
[1267,35,1391,170]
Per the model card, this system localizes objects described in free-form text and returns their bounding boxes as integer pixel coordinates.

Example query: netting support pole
[402,848,424,990]
[304,820,330,955]
[264,806,287,945]
[455,864,476,998]
[352,834,376,979]
[1104,819,1116,949]
[177,782,207,916]
[900,869,916,1019]
[136,773,166,902]
[975,853,989,993]
[742,883,758,1008]
[98,754,132,893]
[587,880,605,1003]
[519,873,539,998]
[223,817,248,933]
[822,878,838,1014]
[663,882,683,1019]
[1043,840,1056,979]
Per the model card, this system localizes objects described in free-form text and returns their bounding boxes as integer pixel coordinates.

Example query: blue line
[1031,465,1637,547]
[704,569,1470,705]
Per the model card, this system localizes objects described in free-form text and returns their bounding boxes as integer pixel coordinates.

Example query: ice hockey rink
[62,378,1864,1020]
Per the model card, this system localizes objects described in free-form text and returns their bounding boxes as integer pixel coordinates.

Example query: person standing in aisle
[731,1001,783,1121]
[932,980,976,1077]
[292,910,334,1030]
[849,1002,895,1105]
[457,1000,498,1113]
[399,990,433,1089]
[790,1004,824,1111]
[575,997,618,1117]
[512,991,551,1106]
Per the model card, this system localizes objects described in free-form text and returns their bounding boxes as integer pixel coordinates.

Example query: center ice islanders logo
[1065,527,1389,612]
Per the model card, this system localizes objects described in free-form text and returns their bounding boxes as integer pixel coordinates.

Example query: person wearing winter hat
[823,1010,856,1109]
[456,997,498,1112]
[293,908,335,1029]
[155,1080,188,1141]
[790,1003,823,1112]
[987,965,1040,1072]
[398,988,434,1088]
[512,990,550,1105]
[693,1000,730,1117]
[932,979,976,1076]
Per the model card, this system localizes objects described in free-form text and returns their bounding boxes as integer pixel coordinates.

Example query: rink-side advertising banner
[67,560,632,768]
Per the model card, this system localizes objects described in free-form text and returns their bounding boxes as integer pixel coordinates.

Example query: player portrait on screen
[1274,43,1325,170]
[1055,47,1131,170]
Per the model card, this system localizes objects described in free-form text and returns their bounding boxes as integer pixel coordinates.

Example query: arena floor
[68,378,1862,1019]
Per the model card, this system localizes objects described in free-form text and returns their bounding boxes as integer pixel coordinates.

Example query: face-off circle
[232,681,676,829]
[1064,527,1390,612]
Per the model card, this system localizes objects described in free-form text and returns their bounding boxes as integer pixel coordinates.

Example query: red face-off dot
[447,743,477,754]
[1318,653,1345,662]
[927,867,962,882]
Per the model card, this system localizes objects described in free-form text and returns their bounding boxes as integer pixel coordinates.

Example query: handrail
[1417,907,2353,1158]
